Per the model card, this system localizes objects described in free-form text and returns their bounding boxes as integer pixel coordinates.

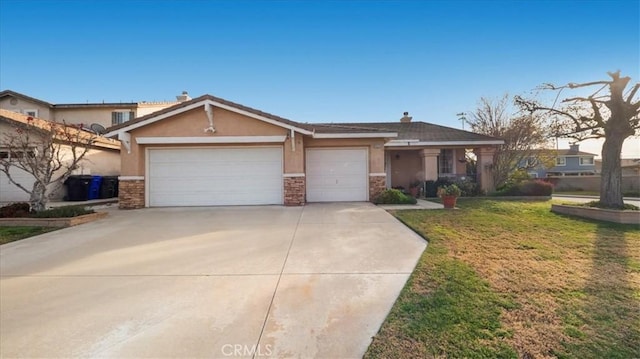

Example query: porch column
[475,147,496,192]
[419,149,440,181]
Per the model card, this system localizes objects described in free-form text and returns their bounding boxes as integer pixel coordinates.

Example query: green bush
[425,177,482,197]
[31,205,95,218]
[374,189,418,205]
[0,202,32,218]
[492,180,553,196]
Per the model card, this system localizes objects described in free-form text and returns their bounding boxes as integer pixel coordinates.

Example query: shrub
[374,189,418,205]
[437,184,462,197]
[31,205,95,218]
[492,180,553,196]
[0,202,32,218]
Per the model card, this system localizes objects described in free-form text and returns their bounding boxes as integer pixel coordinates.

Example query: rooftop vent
[176,91,191,102]
[400,111,412,123]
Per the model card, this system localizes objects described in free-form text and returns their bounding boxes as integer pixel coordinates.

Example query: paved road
[1,203,426,358]
[553,195,640,207]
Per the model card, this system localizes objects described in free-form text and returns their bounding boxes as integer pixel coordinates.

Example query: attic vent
[400,111,412,123]
[176,91,191,102]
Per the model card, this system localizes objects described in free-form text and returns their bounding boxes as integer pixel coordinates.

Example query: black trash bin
[99,176,119,199]
[64,175,92,201]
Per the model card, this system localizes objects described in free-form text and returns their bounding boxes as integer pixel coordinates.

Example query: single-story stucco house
[105,94,503,208]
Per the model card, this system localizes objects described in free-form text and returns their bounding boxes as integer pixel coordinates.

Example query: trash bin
[64,175,92,201]
[88,176,103,200]
[99,176,119,199]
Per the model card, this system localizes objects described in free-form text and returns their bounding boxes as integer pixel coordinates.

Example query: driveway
[0,203,426,358]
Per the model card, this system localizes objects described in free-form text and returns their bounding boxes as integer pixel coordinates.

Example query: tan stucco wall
[304,138,386,173]
[54,107,136,128]
[122,106,292,176]
[388,150,422,188]
[0,98,52,120]
[136,103,178,117]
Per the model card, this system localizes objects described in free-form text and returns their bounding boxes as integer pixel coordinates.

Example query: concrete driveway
[0,203,425,358]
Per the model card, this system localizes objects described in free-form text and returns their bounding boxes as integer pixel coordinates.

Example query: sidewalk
[377,198,444,210]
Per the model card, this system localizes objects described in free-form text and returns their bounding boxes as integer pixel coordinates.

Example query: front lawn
[365,199,640,358]
[0,226,58,245]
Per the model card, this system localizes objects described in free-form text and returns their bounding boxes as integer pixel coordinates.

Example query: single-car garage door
[306,148,368,202]
[148,147,283,206]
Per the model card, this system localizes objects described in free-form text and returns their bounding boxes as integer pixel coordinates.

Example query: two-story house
[0,90,186,131]
[527,144,597,178]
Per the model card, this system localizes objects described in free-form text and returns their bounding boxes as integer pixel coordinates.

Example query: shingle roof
[314,122,502,142]
[0,109,120,150]
[556,149,597,156]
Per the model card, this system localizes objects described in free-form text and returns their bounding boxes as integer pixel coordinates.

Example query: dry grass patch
[365,199,639,359]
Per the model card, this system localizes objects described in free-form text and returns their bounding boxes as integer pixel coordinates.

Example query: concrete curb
[551,204,640,225]
[0,212,108,227]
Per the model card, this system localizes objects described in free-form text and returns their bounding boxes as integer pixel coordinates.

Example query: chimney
[400,111,412,123]
[176,91,191,102]
[569,143,580,152]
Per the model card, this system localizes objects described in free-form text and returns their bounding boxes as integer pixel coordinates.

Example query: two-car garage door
[148,147,283,207]
[147,147,369,206]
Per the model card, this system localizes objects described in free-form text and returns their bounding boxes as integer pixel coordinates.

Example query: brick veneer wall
[119,180,145,209]
[284,177,305,206]
[369,176,386,202]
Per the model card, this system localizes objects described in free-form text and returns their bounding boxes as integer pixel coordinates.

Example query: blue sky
[1,0,638,156]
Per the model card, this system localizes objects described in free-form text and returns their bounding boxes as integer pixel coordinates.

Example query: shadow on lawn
[561,223,640,358]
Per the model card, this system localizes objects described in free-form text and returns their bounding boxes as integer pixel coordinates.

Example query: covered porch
[385,146,497,193]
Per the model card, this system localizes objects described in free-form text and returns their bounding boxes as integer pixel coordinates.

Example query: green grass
[554,190,601,196]
[365,199,640,359]
[0,226,58,245]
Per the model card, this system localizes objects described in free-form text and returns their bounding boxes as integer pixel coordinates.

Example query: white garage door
[0,167,34,203]
[306,148,368,202]
[148,147,283,207]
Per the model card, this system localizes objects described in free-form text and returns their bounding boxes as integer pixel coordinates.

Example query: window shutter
[130,111,135,122]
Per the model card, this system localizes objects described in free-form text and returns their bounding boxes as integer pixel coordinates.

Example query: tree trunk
[30,181,48,212]
[599,135,624,208]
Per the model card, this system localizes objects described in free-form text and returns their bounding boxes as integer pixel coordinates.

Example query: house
[0,109,120,203]
[596,158,640,176]
[527,144,597,178]
[0,89,181,130]
[105,95,503,209]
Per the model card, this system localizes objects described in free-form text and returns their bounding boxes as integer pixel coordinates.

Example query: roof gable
[0,90,53,108]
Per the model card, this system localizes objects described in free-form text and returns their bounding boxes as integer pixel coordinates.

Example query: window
[439,149,453,174]
[111,111,135,125]
[22,109,38,117]
[528,172,538,178]
[580,157,594,165]
[556,157,566,166]
[0,149,35,161]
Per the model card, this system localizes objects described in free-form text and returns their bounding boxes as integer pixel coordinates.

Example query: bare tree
[467,95,554,187]
[516,71,640,208]
[0,115,95,211]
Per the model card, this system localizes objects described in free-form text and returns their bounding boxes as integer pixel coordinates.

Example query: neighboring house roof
[0,109,120,150]
[0,90,53,108]
[556,149,597,156]
[1,89,176,110]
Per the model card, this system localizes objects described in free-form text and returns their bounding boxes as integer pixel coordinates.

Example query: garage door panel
[306,148,368,202]
[0,167,35,203]
[148,147,283,207]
